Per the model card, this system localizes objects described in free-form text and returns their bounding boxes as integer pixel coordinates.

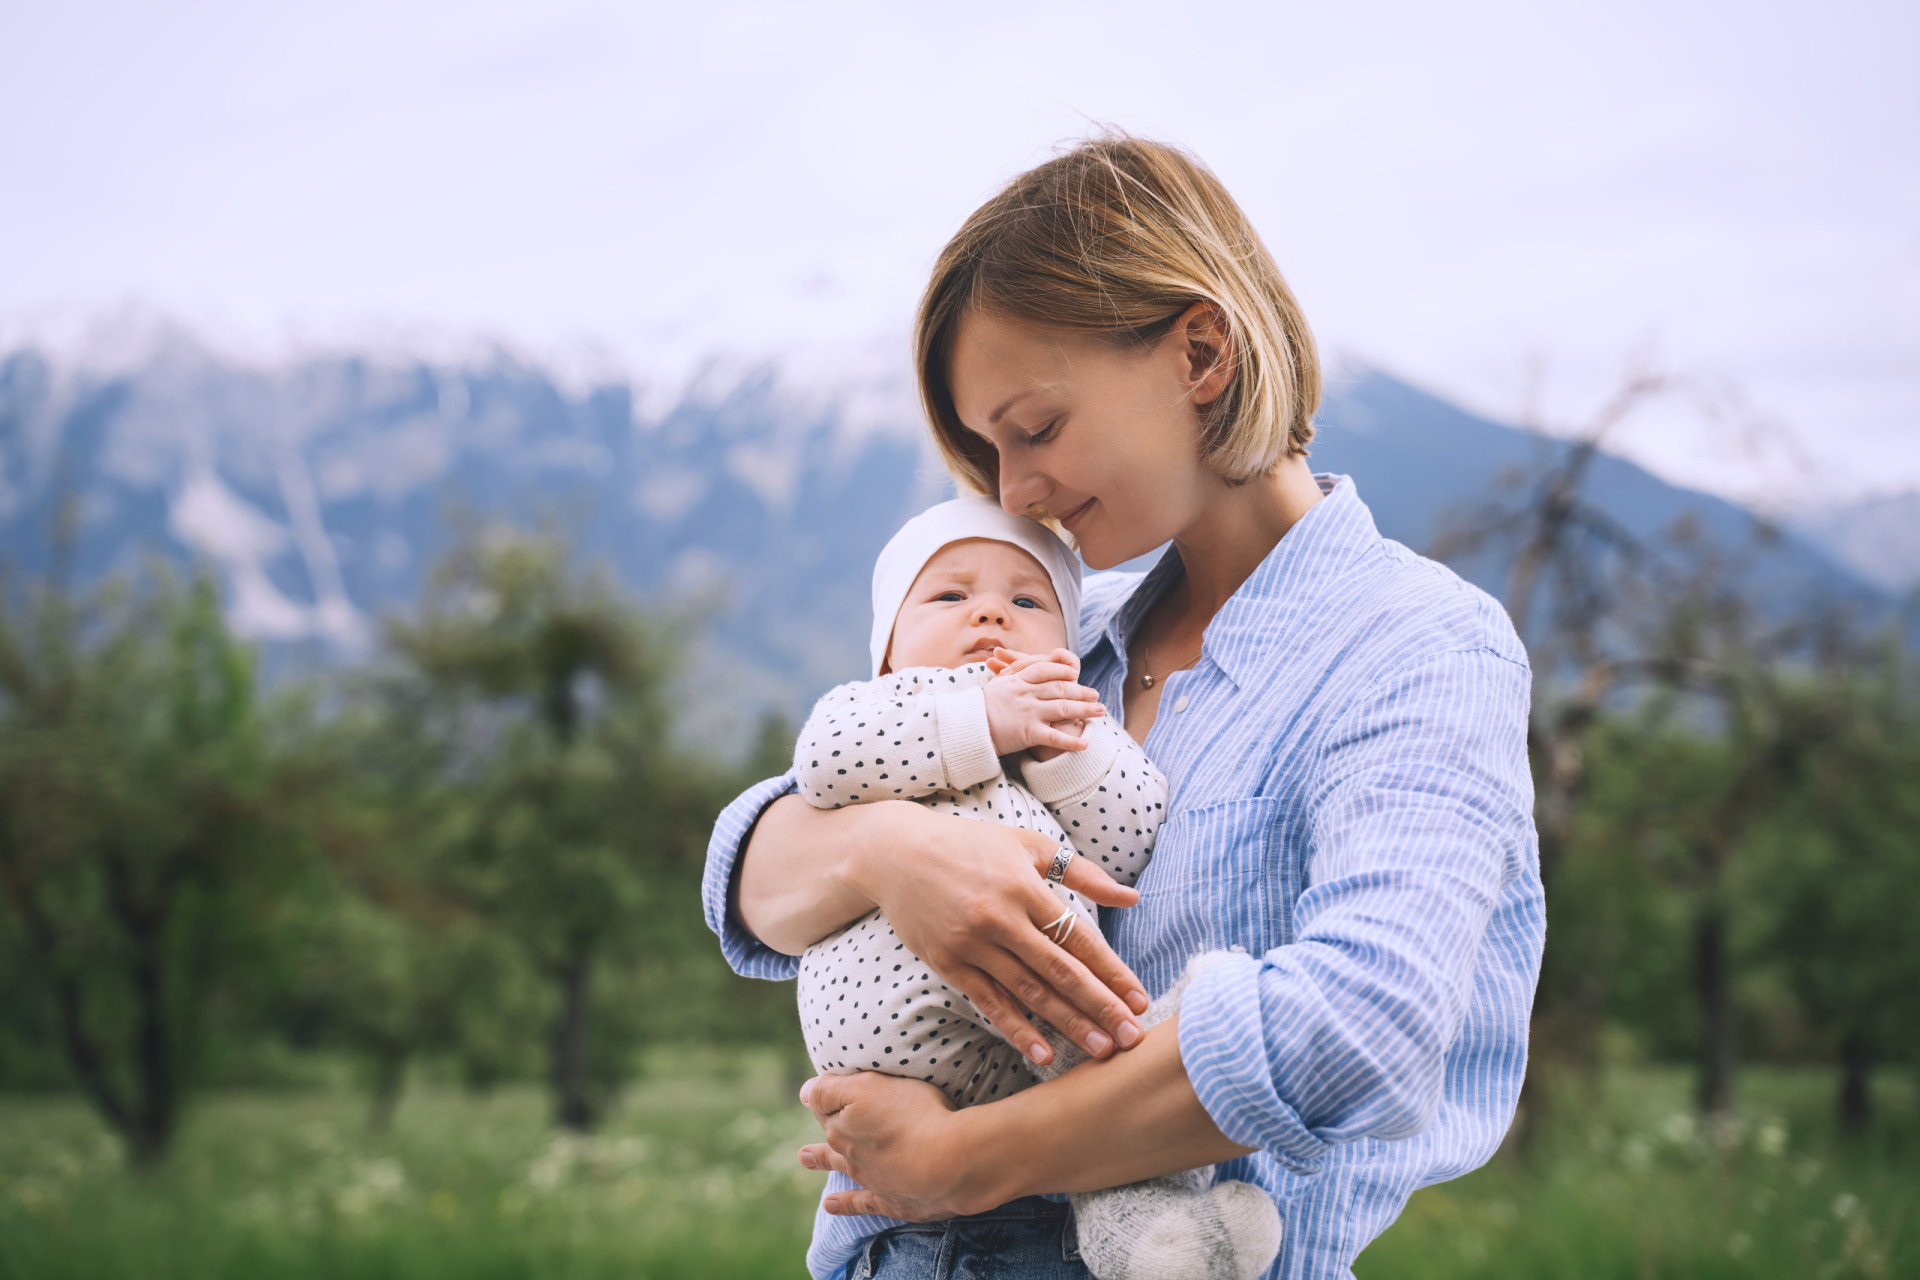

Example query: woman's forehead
[948,312,1085,422]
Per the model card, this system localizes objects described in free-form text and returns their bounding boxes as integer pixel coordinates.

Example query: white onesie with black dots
[793,662,1168,1108]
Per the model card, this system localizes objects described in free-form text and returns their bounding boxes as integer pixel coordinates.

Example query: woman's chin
[1077,537,1157,572]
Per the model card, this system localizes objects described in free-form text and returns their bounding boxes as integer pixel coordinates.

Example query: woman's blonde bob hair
[915,134,1320,497]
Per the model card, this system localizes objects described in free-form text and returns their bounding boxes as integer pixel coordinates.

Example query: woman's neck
[1168,454,1324,621]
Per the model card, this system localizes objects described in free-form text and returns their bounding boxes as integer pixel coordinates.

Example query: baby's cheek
[1026,615,1071,653]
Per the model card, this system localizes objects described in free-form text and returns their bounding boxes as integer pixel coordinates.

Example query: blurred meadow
[2,1063,1916,1279]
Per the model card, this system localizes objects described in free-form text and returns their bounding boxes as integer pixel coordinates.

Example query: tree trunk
[105,849,179,1169]
[550,954,595,1130]
[1838,1032,1872,1135]
[126,932,176,1166]
[1692,901,1734,1117]
[21,887,136,1151]
[368,1044,409,1133]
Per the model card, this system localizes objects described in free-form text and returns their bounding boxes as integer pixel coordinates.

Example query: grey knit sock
[1032,952,1283,1280]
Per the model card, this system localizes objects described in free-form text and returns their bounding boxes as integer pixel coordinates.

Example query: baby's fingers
[1014,660,1082,686]
[1025,678,1100,704]
[1040,698,1105,723]
[991,647,1044,673]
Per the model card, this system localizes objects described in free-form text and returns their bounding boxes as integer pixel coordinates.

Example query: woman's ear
[1175,302,1235,408]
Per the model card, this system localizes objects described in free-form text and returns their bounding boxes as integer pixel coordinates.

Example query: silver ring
[1042,907,1075,943]
[1046,846,1074,884]
[1053,914,1076,946]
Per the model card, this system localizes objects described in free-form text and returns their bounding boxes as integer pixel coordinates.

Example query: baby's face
[884,538,1069,672]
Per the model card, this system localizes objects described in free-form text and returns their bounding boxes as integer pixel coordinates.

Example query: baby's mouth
[965,637,1006,660]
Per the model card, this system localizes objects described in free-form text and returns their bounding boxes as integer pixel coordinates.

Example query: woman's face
[946,307,1227,570]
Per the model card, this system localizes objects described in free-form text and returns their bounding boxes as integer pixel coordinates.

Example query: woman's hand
[855,806,1149,1064]
[798,1073,1004,1221]
[734,748,1149,1059]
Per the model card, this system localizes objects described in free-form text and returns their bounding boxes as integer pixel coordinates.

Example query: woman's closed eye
[1024,417,1063,446]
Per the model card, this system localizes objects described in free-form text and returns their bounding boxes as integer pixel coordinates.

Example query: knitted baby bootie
[1072,1167,1282,1280]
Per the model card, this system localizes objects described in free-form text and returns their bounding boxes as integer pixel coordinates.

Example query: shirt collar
[1097,474,1383,691]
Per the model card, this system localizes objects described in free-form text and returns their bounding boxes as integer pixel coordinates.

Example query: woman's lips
[1058,497,1096,532]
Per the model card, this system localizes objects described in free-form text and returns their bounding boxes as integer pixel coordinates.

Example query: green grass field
[1,1057,1912,1279]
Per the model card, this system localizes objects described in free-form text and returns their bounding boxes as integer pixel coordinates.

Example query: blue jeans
[847,1197,1091,1279]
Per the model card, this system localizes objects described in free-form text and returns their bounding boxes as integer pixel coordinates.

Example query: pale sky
[3,0,1915,507]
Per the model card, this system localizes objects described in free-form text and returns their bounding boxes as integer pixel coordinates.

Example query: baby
[794,497,1281,1280]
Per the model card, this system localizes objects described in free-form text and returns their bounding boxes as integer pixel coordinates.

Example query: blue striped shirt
[700,475,1545,1279]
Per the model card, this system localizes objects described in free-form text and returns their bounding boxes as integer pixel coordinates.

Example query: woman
[702,136,1544,1280]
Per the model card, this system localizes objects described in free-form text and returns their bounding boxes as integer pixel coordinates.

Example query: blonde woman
[703,136,1544,1280]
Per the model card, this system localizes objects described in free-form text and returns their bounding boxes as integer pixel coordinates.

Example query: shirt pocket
[1122,796,1284,963]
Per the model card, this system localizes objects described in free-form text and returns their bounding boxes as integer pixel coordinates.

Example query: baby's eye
[936,592,965,603]
[1014,596,1042,610]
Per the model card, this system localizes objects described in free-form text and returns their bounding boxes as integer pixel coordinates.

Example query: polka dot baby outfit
[794,662,1167,1108]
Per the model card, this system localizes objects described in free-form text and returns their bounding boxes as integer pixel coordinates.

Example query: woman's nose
[997,458,1048,517]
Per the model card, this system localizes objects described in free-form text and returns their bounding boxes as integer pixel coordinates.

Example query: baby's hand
[1025,712,1086,763]
[983,647,1105,757]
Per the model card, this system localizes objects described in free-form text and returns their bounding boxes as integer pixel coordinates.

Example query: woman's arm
[728,789,1152,1062]
[730,793,919,955]
[800,1016,1251,1219]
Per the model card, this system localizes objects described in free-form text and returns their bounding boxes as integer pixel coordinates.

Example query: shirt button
[1174,695,1189,713]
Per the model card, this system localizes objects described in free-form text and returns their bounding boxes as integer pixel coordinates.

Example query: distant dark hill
[1791,491,1920,597]
[1310,372,1877,616]
[0,339,1892,752]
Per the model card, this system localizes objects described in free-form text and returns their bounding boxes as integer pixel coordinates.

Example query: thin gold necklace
[1139,641,1203,690]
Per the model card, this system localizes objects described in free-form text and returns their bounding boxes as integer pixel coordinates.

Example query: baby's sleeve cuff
[1020,716,1122,805]
[934,686,1001,791]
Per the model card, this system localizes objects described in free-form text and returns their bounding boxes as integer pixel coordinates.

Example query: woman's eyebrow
[988,390,1036,424]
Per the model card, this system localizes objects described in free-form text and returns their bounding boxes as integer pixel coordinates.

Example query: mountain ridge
[0,339,1895,753]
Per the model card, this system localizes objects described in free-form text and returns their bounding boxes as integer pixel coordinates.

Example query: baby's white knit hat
[870,496,1083,676]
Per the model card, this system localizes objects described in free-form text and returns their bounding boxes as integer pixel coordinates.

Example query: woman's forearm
[951,1016,1254,1206]
[732,794,917,956]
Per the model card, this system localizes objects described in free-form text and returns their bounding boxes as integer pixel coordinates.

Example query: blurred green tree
[1427,367,1875,1129]
[1600,660,1843,1118]
[0,570,301,1165]
[384,526,719,1129]
[270,683,545,1127]
[1743,643,1920,1132]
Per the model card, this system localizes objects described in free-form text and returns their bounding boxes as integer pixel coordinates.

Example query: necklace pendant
[1141,673,1155,689]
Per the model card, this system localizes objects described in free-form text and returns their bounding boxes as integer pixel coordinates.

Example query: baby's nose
[974,604,1007,625]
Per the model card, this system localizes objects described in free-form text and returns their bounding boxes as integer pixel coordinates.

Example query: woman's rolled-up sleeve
[1177,646,1534,1173]
[701,772,804,980]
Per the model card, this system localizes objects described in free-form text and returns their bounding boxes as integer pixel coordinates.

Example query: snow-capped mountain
[0,334,1895,752]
